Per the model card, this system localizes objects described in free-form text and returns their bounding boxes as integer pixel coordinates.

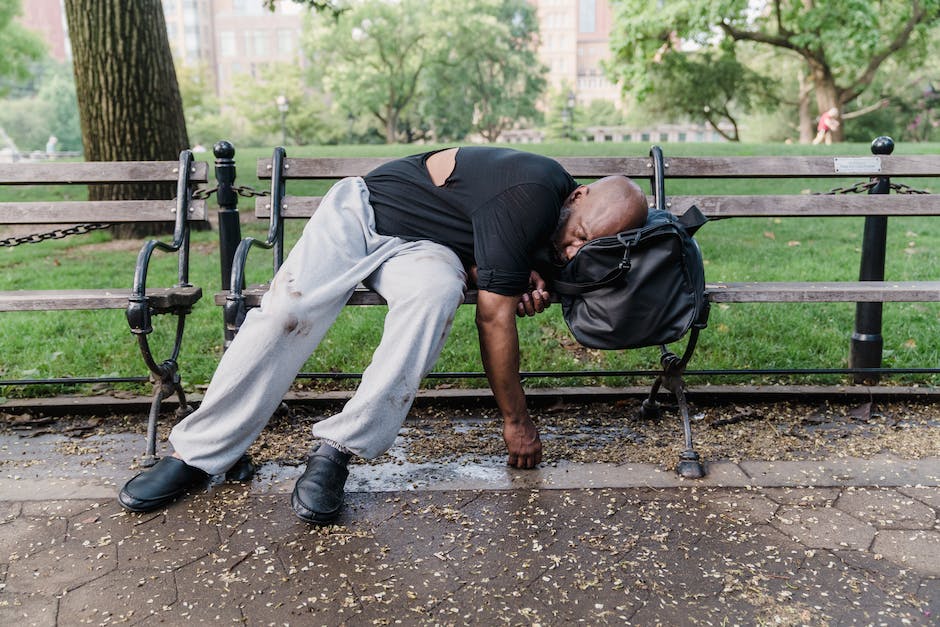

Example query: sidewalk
[1,401,939,625]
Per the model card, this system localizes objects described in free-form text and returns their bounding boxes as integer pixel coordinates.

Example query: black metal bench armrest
[224,147,287,335]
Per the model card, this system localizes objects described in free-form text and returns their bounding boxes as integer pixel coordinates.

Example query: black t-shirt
[364,147,577,296]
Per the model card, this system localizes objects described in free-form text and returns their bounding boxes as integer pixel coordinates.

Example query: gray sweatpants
[169,177,467,475]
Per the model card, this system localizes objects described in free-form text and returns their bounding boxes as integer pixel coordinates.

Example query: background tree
[0,61,82,153]
[0,0,45,94]
[640,48,778,141]
[422,0,545,143]
[608,0,940,141]
[543,83,581,140]
[305,0,437,144]
[228,63,341,146]
[63,0,190,237]
[583,100,625,127]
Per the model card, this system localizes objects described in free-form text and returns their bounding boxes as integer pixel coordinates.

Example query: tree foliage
[421,0,545,142]
[304,0,545,143]
[0,61,82,153]
[304,0,434,143]
[0,0,45,94]
[642,49,778,141]
[608,0,940,141]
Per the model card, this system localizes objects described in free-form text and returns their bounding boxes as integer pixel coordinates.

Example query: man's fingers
[517,290,552,317]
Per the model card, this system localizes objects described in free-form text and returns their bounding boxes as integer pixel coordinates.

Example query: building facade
[17,0,70,62]
[530,0,622,108]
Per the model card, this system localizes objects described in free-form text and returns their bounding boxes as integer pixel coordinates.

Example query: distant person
[45,135,58,156]
[812,108,840,145]
[192,143,207,153]
[117,146,649,525]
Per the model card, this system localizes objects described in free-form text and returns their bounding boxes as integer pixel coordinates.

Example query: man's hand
[517,270,551,317]
[504,416,542,469]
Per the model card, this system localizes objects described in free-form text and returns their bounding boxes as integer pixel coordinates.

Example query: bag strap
[554,265,625,295]
[553,230,641,295]
[678,204,707,235]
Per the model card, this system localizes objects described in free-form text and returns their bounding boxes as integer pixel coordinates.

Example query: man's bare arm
[475,289,542,469]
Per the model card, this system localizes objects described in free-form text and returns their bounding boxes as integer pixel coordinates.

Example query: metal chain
[890,181,930,195]
[191,185,218,200]
[233,185,270,198]
[814,180,878,195]
[192,185,270,200]
[0,223,112,248]
[816,180,931,196]
[3,184,270,249]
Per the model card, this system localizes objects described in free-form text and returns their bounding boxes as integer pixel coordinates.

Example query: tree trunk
[64,0,194,238]
[809,60,844,142]
[797,70,815,144]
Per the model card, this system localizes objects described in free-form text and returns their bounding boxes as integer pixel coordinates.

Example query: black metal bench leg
[661,368,705,478]
[142,382,164,467]
[641,334,706,479]
[640,375,664,419]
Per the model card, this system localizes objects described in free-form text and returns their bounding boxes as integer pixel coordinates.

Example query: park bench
[0,151,207,465]
[214,139,940,478]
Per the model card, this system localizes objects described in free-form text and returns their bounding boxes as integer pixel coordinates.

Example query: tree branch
[841,98,890,120]
[842,1,929,102]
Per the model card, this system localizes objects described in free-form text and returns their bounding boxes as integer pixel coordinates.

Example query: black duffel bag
[552,207,709,350]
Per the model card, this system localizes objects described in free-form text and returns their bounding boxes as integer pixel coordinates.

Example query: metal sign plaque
[833,157,882,174]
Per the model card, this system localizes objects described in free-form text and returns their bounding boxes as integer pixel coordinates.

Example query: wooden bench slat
[662,155,940,178]
[670,194,940,218]
[216,281,940,310]
[0,287,202,312]
[0,199,208,224]
[0,161,209,185]
[706,281,940,303]
[256,155,940,180]
[258,193,940,221]
[257,156,657,180]
[255,196,316,218]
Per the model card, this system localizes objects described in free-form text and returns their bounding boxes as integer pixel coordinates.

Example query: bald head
[552,176,649,263]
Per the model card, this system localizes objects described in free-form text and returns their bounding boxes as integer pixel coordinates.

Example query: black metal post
[214,140,241,344]
[849,136,893,382]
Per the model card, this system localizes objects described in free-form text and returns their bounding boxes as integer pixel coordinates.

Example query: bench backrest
[254,151,940,221]
[0,158,210,224]
[654,153,939,218]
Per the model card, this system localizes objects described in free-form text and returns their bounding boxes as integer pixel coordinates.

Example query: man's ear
[565,184,589,205]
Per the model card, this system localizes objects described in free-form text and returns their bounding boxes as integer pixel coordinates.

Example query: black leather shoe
[291,448,349,525]
[118,456,209,513]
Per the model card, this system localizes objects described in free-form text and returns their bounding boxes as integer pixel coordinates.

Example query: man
[118,146,648,524]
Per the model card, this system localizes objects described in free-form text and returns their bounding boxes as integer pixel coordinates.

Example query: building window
[233,0,265,16]
[252,30,270,57]
[579,0,596,33]
[278,30,294,55]
[219,31,236,58]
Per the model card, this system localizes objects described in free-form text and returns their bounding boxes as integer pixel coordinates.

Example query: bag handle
[554,230,640,295]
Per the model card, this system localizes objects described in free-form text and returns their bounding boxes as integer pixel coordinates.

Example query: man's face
[552,177,648,265]
[551,206,588,264]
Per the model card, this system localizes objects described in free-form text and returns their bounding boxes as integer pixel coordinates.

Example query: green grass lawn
[1,140,938,399]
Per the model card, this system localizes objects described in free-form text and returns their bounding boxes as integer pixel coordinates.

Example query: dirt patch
[4,398,936,470]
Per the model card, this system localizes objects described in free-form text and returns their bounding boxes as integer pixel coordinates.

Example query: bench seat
[0,286,202,312]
